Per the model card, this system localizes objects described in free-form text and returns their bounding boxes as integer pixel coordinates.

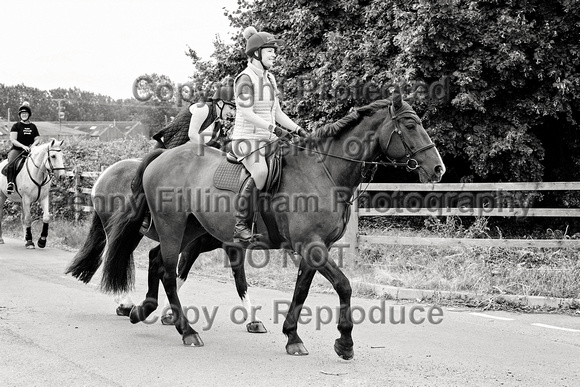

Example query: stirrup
[140,214,151,234]
[6,182,15,194]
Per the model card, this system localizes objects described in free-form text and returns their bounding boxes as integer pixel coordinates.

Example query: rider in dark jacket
[6,102,40,194]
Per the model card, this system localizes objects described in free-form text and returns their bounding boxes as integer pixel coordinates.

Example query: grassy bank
[3,215,579,313]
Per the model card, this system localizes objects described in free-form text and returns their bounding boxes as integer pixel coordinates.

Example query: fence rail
[341,182,580,257]
[63,172,580,252]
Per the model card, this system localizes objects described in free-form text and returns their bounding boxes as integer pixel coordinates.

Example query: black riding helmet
[18,102,32,118]
[211,77,235,102]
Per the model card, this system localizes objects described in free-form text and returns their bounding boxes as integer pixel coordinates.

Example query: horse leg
[21,198,35,249]
[159,242,202,346]
[309,245,354,360]
[0,192,6,244]
[223,243,267,333]
[282,258,317,356]
[160,244,198,325]
[130,246,162,324]
[37,195,50,248]
[285,241,354,360]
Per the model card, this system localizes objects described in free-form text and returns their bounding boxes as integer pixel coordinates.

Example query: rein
[288,104,435,203]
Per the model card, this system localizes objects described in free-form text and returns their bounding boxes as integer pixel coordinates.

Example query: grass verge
[3,215,579,314]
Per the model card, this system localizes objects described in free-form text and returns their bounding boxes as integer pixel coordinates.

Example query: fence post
[73,166,81,222]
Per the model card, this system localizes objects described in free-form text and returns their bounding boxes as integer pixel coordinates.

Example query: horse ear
[50,138,55,147]
[393,84,403,110]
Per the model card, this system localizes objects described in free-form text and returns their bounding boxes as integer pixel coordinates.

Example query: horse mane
[311,99,392,140]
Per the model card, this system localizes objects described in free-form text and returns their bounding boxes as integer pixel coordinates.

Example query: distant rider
[6,102,40,194]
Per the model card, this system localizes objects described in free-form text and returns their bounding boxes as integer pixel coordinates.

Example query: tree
[191,0,579,186]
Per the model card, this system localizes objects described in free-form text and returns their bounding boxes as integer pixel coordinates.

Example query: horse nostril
[434,165,445,176]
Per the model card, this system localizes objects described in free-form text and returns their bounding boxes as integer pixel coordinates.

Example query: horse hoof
[246,320,267,333]
[334,339,354,360]
[0,238,4,244]
[37,237,47,248]
[128,306,143,324]
[161,314,176,326]
[116,305,132,317]
[183,333,204,347]
[286,342,309,356]
[25,241,35,249]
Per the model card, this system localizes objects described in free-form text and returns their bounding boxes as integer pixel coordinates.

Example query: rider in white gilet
[231,26,308,243]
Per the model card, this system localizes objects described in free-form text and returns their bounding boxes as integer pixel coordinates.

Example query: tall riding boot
[233,177,256,243]
[6,163,15,194]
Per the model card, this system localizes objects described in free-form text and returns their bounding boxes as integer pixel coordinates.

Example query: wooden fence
[64,168,100,220]
[63,171,580,252]
[341,182,580,258]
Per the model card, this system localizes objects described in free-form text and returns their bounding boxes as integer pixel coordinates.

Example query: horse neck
[28,149,48,180]
[315,119,380,194]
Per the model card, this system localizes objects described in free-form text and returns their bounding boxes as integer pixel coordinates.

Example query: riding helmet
[18,101,32,117]
[243,26,283,57]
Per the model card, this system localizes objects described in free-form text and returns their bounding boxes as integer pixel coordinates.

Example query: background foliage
[2,0,579,206]
[190,0,579,195]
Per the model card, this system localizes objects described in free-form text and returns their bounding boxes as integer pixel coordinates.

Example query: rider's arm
[188,103,210,141]
[274,100,301,132]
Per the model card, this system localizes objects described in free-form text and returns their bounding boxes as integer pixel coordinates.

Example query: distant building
[63,121,147,141]
[117,121,148,138]
[34,122,89,141]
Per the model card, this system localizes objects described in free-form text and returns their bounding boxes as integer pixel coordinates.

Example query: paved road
[1,236,579,386]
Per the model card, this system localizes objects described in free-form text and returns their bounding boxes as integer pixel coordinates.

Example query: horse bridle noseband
[45,148,66,176]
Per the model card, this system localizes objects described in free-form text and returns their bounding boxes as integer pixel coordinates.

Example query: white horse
[0,139,66,248]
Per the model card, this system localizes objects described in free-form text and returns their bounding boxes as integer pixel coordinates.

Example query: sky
[0,0,240,99]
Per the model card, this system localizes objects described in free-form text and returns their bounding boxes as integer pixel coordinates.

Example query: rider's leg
[233,141,268,242]
[6,149,21,194]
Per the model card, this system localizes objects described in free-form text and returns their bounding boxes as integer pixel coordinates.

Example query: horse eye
[405,123,415,130]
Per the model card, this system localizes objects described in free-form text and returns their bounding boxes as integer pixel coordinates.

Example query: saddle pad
[1,157,25,177]
[213,159,247,192]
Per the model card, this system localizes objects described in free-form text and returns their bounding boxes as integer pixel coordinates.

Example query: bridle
[26,146,66,201]
[288,104,435,171]
[286,103,436,203]
[381,104,435,171]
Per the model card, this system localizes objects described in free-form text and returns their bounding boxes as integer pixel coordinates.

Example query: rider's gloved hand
[271,125,293,140]
[295,126,310,138]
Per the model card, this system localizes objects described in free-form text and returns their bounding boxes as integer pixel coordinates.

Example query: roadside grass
[3,215,579,313]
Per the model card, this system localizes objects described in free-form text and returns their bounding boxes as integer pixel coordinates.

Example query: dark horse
[101,92,445,359]
[65,157,266,330]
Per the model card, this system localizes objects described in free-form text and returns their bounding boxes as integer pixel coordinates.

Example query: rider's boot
[233,177,256,243]
[6,164,15,194]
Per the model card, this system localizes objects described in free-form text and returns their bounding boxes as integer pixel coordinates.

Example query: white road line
[469,312,515,321]
[531,323,580,333]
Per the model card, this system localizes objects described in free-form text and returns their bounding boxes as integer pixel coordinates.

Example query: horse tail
[65,212,106,283]
[100,149,165,294]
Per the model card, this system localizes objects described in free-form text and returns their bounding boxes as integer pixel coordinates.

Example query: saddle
[213,142,284,194]
[1,153,27,177]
